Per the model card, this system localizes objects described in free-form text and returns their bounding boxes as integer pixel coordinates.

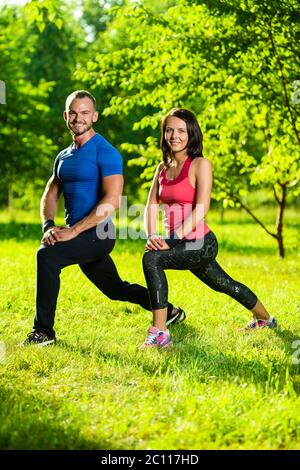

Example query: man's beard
[69,122,93,136]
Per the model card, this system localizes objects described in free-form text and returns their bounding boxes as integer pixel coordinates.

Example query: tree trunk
[277,233,284,258]
[229,187,286,258]
[220,202,224,224]
[275,183,286,258]
[8,185,13,211]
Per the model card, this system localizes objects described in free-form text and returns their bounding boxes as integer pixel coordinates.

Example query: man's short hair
[65,90,97,110]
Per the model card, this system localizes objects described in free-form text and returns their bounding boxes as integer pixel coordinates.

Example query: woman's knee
[142,250,161,269]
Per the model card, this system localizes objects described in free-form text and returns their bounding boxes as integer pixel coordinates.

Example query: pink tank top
[158,156,210,240]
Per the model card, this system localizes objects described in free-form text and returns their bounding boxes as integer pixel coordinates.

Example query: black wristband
[42,219,55,233]
[165,232,181,249]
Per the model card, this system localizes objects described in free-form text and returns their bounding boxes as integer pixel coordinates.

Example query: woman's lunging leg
[142,233,217,334]
[191,259,272,320]
[142,251,169,331]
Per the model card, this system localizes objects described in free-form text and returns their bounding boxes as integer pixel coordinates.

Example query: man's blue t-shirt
[53,133,123,226]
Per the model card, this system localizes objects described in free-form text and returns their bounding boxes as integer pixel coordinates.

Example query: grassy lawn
[0,208,299,450]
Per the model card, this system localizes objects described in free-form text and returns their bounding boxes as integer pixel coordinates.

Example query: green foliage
[23,1,87,150]
[80,0,125,40]
[24,0,65,32]
[0,1,90,209]
[0,4,58,205]
[1,0,299,252]
[79,0,300,197]
[76,0,300,255]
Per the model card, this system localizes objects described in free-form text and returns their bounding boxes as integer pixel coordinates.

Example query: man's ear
[63,111,67,121]
[92,111,99,123]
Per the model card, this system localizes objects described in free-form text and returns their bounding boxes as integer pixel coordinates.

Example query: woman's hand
[145,234,170,251]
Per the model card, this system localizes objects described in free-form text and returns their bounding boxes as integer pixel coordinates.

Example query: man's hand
[41,226,77,245]
[145,234,170,251]
[42,226,62,245]
[51,227,78,243]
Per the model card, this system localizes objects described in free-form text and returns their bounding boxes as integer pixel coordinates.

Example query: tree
[0,4,57,208]
[0,0,89,209]
[80,0,125,40]
[24,0,87,149]
[77,0,300,256]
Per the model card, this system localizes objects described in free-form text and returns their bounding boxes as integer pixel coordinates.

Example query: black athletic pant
[34,224,174,338]
[143,231,257,311]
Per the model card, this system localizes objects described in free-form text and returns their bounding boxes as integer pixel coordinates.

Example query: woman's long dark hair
[160,108,203,165]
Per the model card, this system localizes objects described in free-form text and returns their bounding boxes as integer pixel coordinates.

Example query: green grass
[0,208,300,449]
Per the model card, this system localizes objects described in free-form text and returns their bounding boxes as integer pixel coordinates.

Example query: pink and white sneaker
[139,326,172,349]
[241,317,277,331]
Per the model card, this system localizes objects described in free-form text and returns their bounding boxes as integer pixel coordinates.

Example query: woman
[140,108,276,349]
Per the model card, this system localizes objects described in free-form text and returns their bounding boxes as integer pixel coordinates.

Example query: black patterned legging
[143,231,257,311]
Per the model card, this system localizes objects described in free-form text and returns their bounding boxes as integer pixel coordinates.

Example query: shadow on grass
[273,327,300,382]
[114,238,277,256]
[0,222,41,242]
[0,221,278,256]
[4,326,297,450]
[217,239,277,256]
[176,323,300,393]
[213,218,300,230]
[0,384,126,450]
[58,321,300,395]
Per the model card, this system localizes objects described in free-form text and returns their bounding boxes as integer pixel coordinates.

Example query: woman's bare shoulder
[154,161,165,176]
[192,156,212,172]
[198,156,211,166]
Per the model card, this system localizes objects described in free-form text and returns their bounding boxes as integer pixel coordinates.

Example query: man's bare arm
[40,176,63,245]
[40,176,63,224]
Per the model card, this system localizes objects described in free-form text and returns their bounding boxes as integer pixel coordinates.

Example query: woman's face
[165,116,189,156]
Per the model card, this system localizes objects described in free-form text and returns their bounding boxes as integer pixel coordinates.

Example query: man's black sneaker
[166,307,186,327]
[21,331,56,347]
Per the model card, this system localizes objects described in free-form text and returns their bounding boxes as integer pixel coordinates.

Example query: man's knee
[104,280,131,301]
[37,245,57,266]
[106,291,122,301]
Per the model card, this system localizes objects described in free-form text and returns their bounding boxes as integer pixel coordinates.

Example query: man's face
[64,97,98,136]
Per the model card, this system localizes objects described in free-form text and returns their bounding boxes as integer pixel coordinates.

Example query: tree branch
[229,192,278,239]
[273,186,281,205]
[268,23,300,147]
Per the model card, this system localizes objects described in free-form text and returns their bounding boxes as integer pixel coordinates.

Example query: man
[22,90,185,346]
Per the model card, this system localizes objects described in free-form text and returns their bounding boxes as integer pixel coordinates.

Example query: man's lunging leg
[34,245,62,338]
[79,255,178,319]
[34,230,114,340]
